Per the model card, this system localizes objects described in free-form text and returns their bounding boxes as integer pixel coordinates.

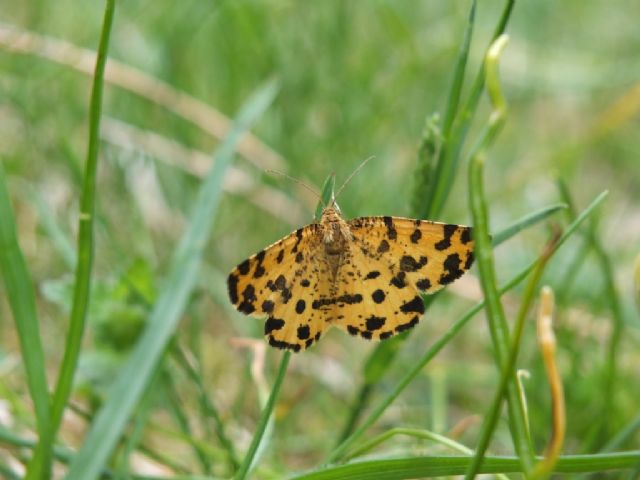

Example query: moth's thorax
[319,206,352,255]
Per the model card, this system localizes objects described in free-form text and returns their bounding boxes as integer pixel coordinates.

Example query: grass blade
[441,0,476,136]
[49,0,116,437]
[234,351,291,480]
[0,164,52,479]
[466,34,536,475]
[65,78,279,480]
[557,180,626,449]
[492,203,567,246]
[427,0,516,218]
[419,0,476,217]
[296,452,640,480]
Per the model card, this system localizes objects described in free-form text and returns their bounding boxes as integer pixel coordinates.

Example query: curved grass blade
[0,164,53,479]
[65,78,279,480]
[49,0,116,438]
[466,34,536,475]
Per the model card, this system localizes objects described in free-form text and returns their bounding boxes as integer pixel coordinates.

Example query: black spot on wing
[292,227,304,253]
[341,294,363,304]
[274,274,286,290]
[295,252,304,263]
[295,299,306,314]
[237,259,251,275]
[365,270,381,280]
[410,229,422,243]
[435,224,458,251]
[400,255,428,272]
[300,279,310,287]
[238,284,257,314]
[440,253,463,285]
[400,295,425,314]
[377,239,390,253]
[371,289,386,304]
[464,251,474,270]
[268,335,301,352]
[379,331,393,340]
[276,249,284,264]
[416,278,431,291]
[347,325,359,336]
[265,317,285,334]
[366,315,386,331]
[383,216,397,240]
[253,265,266,278]
[297,325,310,340]
[460,227,472,244]
[395,315,419,333]
[390,271,407,289]
[262,300,275,313]
[312,294,363,310]
[253,251,266,278]
[227,273,239,304]
[281,287,292,304]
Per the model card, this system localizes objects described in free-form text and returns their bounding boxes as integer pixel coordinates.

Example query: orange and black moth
[228,204,474,352]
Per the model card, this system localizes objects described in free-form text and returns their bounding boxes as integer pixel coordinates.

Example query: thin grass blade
[297,452,640,480]
[0,163,53,479]
[49,0,116,453]
[419,0,476,217]
[492,203,567,246]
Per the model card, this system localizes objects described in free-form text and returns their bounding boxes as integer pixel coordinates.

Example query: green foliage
[1,1,639,479]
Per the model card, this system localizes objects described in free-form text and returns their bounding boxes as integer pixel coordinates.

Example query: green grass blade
[466,34,535,475]
[492,203,567,246]
[65,78,279,480]
[235,351,291,480]
[466,230,559,478]
[49,0,116,439]
[295,452,640,480]
[419,0,476,217]
[441,0,476,136]
[429,0,516,218]
[0,163,53,479]
[557,180,626,448]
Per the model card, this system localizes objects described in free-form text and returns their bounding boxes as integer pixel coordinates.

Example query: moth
[227,197,474,352]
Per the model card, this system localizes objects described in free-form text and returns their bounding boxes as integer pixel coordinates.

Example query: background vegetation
[0,1,638,478]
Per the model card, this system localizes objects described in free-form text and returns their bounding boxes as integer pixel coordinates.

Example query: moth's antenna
[265,169,325,207]
[334,155,375,200]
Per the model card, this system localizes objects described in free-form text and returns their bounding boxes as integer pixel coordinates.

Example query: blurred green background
[1,0,639,477]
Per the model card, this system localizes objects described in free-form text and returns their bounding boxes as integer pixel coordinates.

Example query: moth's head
[328,195,342,215]
[319,197,342,222]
